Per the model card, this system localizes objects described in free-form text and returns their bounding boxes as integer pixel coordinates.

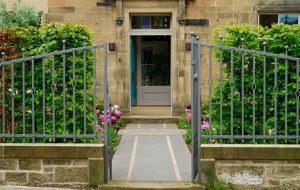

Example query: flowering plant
[93,104,123,144]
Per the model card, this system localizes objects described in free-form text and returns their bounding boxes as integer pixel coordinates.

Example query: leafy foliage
[0,23,108,143]
[0,0,41,28]
[206,24,300,144]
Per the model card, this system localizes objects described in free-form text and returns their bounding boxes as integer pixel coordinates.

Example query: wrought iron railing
[0,41,112,142]
[191,33,300,182]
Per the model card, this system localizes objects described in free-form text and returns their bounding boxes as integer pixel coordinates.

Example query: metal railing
[0,41,113,182]
[191,33,300,182]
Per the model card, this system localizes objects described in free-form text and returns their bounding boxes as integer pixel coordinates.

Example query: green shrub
[1,23,100,143]
[206,24,299,144]
[0,0,41,28]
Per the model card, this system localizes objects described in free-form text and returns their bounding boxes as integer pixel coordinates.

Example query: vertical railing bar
[109,103,112,180]
[62,40,67,142]
[296,59,299,144]
[230,48,234,143]
[42,45,46,142]
[31,58,35,143]
[93,47,97,142]
[219,36,223,142]
[11,62,15,142]
[241,38,245,143]
[263,42,267,143]
[191,33,197,181]
[1,53,5,141]
[274,57,278,144]
[208,45,213,140]
[252,51,256,143]
[72,51,76,143]
[284,46,288,143]
[197,41,202,184]
[104,43,109,184]
[83,37,87,143]
[22,49,26,137]
[51,55,56,142]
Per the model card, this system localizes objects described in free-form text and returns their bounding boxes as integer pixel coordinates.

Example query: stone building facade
[4,0,300,116]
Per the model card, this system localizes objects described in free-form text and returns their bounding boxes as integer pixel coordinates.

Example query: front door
[136,36,171,106]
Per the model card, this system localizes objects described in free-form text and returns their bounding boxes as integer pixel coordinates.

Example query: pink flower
[96,110,100,115]
[115,111,122,119]
[99,115,105,122]
[210,138,215,144]
[201,122,211,130]
[99,137,104,142]
[186,113,192,120]
[97,126,104,133]
[111,116,117,125]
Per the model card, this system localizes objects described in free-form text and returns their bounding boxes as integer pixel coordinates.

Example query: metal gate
[0,40,113,183]
[191,32,299,183]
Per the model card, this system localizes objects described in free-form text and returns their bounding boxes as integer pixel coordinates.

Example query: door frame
[128,12,174,112]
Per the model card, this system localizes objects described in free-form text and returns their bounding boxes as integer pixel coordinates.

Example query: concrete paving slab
[131,136,176,181]
[112,124,191,182]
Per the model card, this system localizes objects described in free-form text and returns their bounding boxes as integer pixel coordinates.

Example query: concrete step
[122,115,179,124]
[131,107,172,116]
[101,181,205,190]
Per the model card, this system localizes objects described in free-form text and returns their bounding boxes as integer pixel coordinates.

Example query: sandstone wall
[0,144,104,188]
[201,145,300,189]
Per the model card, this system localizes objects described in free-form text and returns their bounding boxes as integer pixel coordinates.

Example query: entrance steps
[124,107,178,123]
[123,115,179,124]
[101,181,205,190]
[131,107,172,115]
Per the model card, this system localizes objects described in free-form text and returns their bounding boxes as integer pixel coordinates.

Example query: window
[131,16,170,29]
[259,13,300,27]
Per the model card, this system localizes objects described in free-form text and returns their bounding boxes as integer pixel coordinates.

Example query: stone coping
[201,144,300,160]
[0,143,104,159]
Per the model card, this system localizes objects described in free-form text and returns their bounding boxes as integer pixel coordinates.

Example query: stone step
[122,115,179,124]
[131,107,172,116]
[101,181,205,190]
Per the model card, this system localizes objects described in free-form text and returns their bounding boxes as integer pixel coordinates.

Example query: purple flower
[186,113,192,120]
[186,104,192,110]
[111,116,117,125]
[115,111,122,119]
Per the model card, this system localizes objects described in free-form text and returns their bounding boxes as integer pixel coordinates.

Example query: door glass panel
[141,36,170,86]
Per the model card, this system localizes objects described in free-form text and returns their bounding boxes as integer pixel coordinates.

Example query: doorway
[131,35,171,106]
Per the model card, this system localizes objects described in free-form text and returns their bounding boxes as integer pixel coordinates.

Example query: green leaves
[207,24,300,144]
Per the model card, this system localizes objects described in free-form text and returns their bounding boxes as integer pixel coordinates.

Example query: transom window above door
[131,16,171,29]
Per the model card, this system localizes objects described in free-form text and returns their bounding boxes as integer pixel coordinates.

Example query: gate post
[191,32,200,183]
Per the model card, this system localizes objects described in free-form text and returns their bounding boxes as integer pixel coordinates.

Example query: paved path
[112,124,191,182]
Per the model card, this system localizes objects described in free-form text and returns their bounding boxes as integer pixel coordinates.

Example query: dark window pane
[151,16,170,29]
[279,14,298,25]
[259,14,278,28]
[131,16,151,29]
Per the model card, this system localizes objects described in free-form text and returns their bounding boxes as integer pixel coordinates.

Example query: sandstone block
[0,159,17,170]
[43,159,71,165]
[28,173,53,184]
[89,158,104,185]
[5,172,27,183]
[19,159,41,171]
[55,167,88,183]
